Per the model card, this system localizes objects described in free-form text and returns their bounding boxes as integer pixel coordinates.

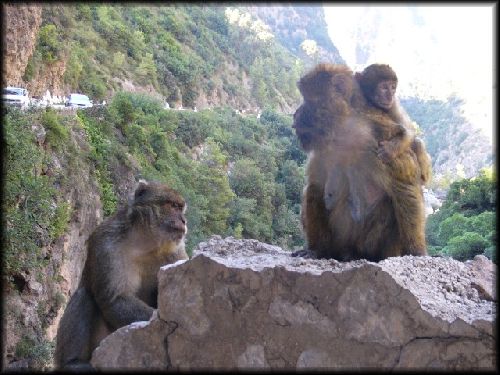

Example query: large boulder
[91,236,496,370]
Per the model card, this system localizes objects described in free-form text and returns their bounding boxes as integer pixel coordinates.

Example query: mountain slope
[401,96,494,187]
[246,5,344,66]
[3,6,298,113]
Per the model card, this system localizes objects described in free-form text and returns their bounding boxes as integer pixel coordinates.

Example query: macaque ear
[330,73,353,99]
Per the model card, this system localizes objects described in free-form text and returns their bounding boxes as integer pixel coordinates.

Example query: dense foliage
[76,92,306,253]
[3,108,73,282]
[2,101,306,369]
[426,168,496,262]
[25,5,303,110]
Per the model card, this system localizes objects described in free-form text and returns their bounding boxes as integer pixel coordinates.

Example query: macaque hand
[377,140,398,163]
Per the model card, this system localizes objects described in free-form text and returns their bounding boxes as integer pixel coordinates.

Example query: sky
[323,5,495,143]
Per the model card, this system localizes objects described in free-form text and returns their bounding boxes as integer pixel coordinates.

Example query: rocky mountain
[4,4,342,114]
[400,96,494,189]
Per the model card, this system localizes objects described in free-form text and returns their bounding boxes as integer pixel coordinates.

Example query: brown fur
[294,63,432,260]
[354,65,431,254]
[55,180,189,370]
[294,64,354,151]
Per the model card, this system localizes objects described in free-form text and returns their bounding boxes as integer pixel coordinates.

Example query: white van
[66,93,93,108]
[2,87,30,108]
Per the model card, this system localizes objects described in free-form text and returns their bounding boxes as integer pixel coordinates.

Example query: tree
[426,168,496,262]
[194,138,235,235]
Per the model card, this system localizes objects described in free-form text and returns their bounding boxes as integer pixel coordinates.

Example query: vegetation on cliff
[4,108,73,280]
[24,5,306,110]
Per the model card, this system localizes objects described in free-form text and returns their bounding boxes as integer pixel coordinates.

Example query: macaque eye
[172,202,183,210]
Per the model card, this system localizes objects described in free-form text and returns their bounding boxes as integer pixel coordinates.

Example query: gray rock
[423,188,442,216]
[91,312,174,369]
[91,236,496,370]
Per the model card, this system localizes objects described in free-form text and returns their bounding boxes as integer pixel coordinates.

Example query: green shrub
[37,24,63,63]
[442,232,489,261]
[77,110,118,217]
[41,108,69,150]
[79,71,107,101]
[15,336,54,369]
[49,201,72,239]
[95,169,117,216]
[3,110,64,278]
[63,47,84,88]
[426,168,496,262]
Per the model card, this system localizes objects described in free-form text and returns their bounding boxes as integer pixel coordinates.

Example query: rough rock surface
[3,117,105,369]
[2,4,42,87]
[91,236,496,370]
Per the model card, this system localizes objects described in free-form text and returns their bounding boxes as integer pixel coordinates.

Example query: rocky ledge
[91,236,496,370]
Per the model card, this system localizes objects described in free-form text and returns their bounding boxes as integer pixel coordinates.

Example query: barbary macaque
[354,64,432,255]
[293,63,432,260]
[54,180,188,370]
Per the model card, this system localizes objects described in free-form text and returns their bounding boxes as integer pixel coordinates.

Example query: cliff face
[91,236,496,370]
[2,4,42,87]
[2,4,68,97]
[2,109,142,370]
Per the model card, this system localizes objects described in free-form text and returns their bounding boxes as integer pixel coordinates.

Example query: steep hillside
[401,96,494,188]
[246,5,344,67]
[8,4,326,113]
[2,4,42,86]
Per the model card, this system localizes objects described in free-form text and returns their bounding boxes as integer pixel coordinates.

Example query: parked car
[2,86,30,108]
[65,93,93,108]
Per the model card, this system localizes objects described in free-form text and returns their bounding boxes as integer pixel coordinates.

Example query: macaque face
[372,79,397,110]
[292,104,316,151]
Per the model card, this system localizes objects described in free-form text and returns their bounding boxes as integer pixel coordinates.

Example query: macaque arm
[89,246,155,329]
[99,295,154,329]
[412,137,432,185]
[378,124,414,162]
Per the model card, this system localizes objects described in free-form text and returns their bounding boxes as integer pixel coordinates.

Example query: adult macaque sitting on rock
[292,63,432,261]
[55,180,189,370]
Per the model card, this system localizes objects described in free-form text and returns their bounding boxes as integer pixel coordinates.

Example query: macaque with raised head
[55,180,188,370]
[293,63,432,260]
